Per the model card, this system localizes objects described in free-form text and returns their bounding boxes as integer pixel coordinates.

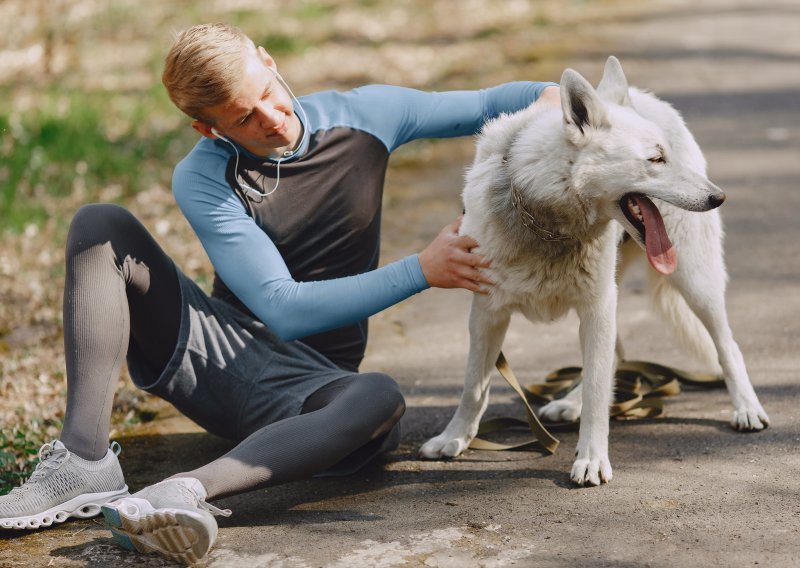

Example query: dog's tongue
[633,195,677,275]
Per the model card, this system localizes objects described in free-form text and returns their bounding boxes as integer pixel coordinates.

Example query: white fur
[418,57,769,486]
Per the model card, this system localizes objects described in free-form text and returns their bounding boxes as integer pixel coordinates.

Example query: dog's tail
[648,274,721,372]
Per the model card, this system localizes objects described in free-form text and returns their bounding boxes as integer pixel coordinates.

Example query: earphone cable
[216,68,306,199]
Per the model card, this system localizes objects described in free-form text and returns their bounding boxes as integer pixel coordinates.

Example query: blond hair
[162,23,254,123]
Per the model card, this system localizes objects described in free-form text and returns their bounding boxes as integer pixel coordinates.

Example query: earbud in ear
[212,128,235,144]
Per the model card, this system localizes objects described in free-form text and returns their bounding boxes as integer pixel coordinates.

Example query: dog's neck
[507,163,577,243]
[500,154,605,246]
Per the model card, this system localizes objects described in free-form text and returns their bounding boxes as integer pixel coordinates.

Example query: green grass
[0,85,189,232]
[0,421,60,495]
[0,403,156,495]
[257,33,311,57]
[294,2,338,20]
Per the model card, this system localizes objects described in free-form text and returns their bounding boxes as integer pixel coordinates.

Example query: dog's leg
[539,337,624,422]
[539,319,625,425]
[665,266,769,430]
[539,237,634,425]
[613,235,642,362]
[540,383,583,423]
[571,295,617,486]
[419,296,511,459]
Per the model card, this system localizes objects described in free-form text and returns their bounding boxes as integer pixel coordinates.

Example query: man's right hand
[418,217,493,294]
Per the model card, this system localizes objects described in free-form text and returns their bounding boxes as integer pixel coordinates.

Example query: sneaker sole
[0,487,130,530]
[101,503,213,565]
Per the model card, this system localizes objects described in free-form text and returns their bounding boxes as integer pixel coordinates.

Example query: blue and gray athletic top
[173,82,555,369]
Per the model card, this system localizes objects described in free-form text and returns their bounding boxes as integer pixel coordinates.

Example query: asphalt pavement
[1,0,798,566]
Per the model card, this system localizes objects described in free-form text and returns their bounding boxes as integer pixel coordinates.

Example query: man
[0,23,558,564]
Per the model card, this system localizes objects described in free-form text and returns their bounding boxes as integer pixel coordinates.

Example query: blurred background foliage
[1,0,591,230]
[0,0,612,491]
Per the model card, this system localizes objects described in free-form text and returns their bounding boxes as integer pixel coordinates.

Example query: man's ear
[560,68,609,146]
[192,120,217,140]
[257,46,278,73]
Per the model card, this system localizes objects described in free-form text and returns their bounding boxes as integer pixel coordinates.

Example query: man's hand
[418,217,493,293]
[536,85,561,107]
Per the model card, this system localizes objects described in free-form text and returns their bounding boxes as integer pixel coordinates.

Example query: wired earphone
[211,67,309,200]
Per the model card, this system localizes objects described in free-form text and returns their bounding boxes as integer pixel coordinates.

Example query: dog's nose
[708,192,726,209]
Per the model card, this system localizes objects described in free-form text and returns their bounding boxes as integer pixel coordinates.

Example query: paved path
[2,1,799,566]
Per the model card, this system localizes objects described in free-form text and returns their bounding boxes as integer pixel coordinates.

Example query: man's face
[200,46,302,158]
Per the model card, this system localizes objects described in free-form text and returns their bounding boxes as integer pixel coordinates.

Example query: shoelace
[176,483,232,517]
[199,500,232,518]
[27,442,69,484]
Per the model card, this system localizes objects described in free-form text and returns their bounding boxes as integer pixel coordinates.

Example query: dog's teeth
[628,200,643,221]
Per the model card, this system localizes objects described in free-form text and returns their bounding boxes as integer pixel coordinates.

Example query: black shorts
[126,269,352,441]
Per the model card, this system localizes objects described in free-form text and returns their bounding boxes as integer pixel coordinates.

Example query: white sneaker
[102,477,231,565]
[0,440,129,530]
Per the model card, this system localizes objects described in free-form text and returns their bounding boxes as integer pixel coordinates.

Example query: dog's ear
[597,56,631,106]
[560,68,609,145]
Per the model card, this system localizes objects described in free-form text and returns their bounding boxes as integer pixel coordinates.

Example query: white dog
[419,57,769,486]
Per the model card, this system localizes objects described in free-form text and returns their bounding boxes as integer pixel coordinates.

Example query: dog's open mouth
[621,194,677,275]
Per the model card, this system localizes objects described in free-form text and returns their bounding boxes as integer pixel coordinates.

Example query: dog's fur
[418,57,769,486]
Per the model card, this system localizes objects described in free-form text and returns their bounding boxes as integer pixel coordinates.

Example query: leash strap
[617,360,724,388]
[469,352,560,453]
[469,354,724,452]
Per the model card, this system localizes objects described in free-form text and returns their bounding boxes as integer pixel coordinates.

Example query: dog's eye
[649,144,666,164]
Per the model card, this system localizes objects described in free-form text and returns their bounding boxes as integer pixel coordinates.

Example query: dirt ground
[2,0,800,566]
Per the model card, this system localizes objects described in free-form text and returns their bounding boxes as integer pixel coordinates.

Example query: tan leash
[469,352,560,453]
[468,353,725,452]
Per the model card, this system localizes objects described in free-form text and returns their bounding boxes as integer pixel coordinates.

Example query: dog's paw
[731,403,770,431]
[419,434,470,460]
[570,454,612,487]
[540,399,581,423]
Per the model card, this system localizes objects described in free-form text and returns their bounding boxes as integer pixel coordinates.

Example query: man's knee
[358,372,406,422]
[71,203,136,231]
[67,204,142,256]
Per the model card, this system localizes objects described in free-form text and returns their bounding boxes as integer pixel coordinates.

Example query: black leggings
[59,204,404,500]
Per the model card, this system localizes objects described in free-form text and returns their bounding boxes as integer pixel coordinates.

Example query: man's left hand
[418,217,494,294]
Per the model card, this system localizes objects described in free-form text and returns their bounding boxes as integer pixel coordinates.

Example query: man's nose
[255,103,282,127]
